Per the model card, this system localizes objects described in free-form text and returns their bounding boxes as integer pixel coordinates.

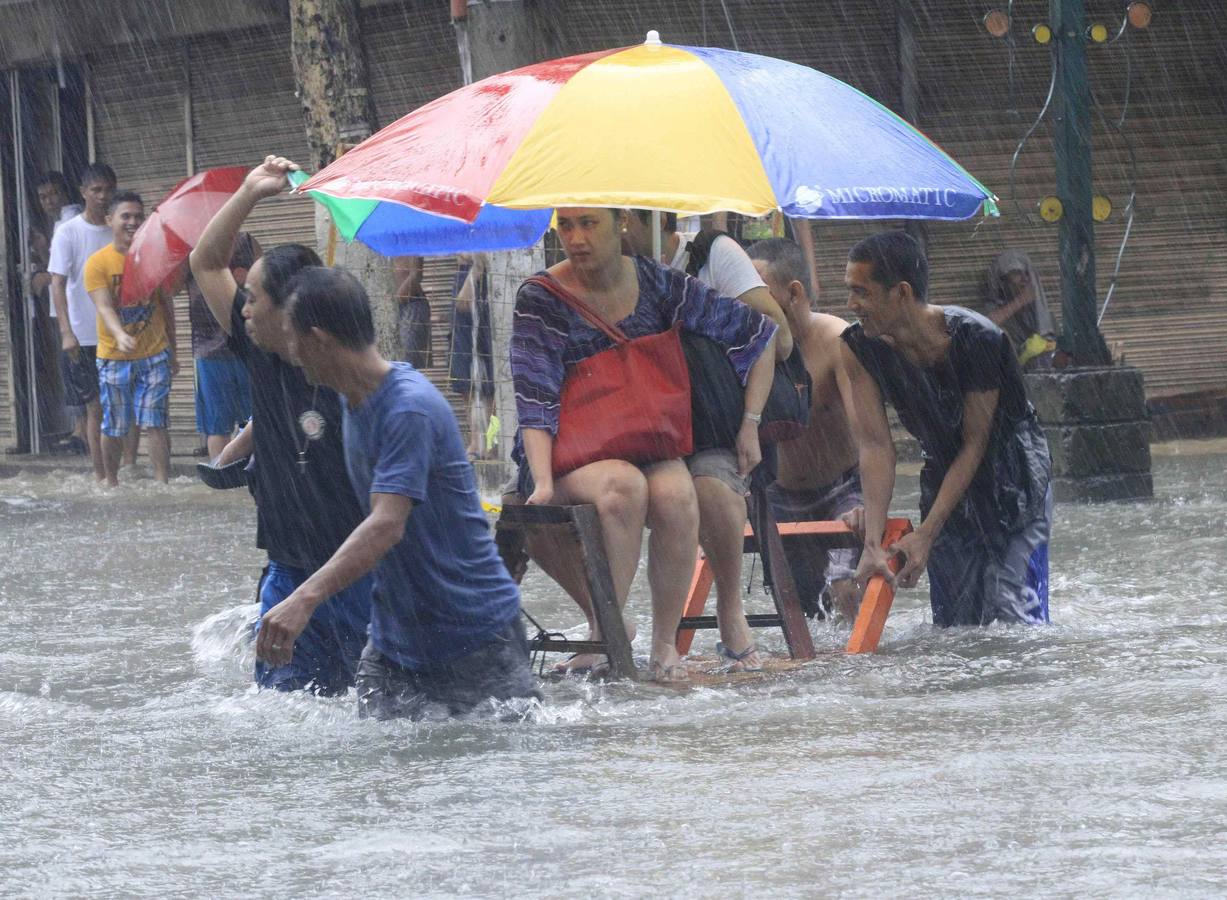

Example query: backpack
[683,229,731,278]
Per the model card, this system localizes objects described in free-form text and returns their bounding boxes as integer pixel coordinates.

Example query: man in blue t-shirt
[839,231,1052,627]
[255,265,537,719]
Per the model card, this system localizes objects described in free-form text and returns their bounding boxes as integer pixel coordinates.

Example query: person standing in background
[48,163,120,479]
[84,191,177,486]
[188,232,261,459]
[394,255,432,370]
[449,253,497,459]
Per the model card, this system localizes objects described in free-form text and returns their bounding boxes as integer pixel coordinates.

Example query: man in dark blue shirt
[255,266,536,719]
[839,231,1052,627]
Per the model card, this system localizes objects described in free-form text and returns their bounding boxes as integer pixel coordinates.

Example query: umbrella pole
[651,212,662,262]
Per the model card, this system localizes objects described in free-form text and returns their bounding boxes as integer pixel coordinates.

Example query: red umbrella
[121,166,247,304]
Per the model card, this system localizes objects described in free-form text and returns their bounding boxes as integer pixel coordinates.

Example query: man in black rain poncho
[840,231,1052,627]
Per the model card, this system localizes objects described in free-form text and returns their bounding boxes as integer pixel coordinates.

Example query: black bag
[683,333,812,452]
[684,229,730,278]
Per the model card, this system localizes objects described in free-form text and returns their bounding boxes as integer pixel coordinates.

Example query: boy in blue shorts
[188,232,260,459]
[84,191,177,486]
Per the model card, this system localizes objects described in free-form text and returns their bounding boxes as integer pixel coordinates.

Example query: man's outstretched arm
[189,155,300,334]
[255,492,414,666]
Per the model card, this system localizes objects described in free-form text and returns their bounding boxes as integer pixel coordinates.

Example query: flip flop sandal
[647,660,689,683]
[715,642,764,674]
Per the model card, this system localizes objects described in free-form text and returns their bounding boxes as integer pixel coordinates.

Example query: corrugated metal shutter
[188,23,315,249]
[88,42,201,446]
[908,0,1227,398]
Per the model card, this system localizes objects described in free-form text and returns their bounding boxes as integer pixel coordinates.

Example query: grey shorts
[356,618,540,721]
[767,468,864,613]
[686,447,748,495]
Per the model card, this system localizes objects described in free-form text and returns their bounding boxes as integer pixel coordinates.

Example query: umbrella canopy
[122,166,247,303]
[299,33,997,251]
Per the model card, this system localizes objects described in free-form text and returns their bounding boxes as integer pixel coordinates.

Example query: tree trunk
[454,1,559,459]
[289,0,399,359]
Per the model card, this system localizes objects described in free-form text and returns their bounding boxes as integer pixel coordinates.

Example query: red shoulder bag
[524,275,693,477]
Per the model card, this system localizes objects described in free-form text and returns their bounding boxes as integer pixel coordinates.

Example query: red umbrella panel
[121,166,248,304]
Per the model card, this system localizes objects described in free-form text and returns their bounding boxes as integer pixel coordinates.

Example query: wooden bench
[496,501,913,682]
[495,503,638,680]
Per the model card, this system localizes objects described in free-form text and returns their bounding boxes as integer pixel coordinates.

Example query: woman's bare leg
[642,459,699,678]
[694,475,762,671]
[544,460,648,669]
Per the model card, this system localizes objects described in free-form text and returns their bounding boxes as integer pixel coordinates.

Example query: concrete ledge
[1052,472,1154,503]
[1044,421,1154,478]
[1026,366,1148,424]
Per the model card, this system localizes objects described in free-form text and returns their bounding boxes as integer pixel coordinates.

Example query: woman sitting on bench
[510,207,777,682]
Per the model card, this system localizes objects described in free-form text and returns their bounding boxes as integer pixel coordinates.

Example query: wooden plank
[846,518,913,655]
[571,504,637,681]
[749,489,815,660]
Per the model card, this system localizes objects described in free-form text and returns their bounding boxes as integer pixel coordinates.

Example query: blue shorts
[927,486,1052,627]
[96,349,171,438]
[254,560,373,695]
[195,357,252,436]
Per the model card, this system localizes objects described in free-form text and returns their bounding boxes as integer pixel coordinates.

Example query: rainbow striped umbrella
[298,33,997,254]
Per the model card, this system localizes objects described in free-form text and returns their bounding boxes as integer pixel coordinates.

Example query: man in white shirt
[48,163,118,480]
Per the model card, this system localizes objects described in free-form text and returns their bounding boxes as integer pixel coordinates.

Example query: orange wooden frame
[677,517,913,656]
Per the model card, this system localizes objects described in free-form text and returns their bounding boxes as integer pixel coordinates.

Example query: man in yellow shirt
[84,191,178,485]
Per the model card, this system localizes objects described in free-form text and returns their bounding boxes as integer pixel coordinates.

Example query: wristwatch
[744,411,762,424]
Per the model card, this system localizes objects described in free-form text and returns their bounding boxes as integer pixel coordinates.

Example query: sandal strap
[716,641,758,663]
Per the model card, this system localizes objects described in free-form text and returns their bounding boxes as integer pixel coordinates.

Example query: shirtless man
[747,238,864,620]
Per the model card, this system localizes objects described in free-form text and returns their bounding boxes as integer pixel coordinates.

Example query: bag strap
[524,274,629,345]
[684,229,730,278]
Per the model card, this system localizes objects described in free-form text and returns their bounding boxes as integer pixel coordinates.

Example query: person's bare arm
[214,420,252,466]
[839,342,897,588]
[737,285,793,359]
[890,389,997,589]
[521,428,555,505]
[190,156,300,333]
[50,274,79,353]
[89,285,136,354]
[256,491,414,666]
[392,256,424,300]
[735,333,776,475]
[986,291,1032,326]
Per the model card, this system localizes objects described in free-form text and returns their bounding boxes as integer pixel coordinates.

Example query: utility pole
[289,0,398,358]
[897,0,929,255]
[1051,0,1111,365]
[453,0,559,460]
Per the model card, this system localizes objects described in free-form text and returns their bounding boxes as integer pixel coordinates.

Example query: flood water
[2,444,1225,897]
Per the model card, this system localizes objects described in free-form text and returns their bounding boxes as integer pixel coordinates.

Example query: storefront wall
[3,1,1226,449]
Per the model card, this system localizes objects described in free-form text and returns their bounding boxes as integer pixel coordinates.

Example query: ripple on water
[2,453,1227,895]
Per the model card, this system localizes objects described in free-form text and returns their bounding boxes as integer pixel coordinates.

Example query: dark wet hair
[631,209,678,232]
[258,244,322,307]
[107,190,143,214]
[286,266,375,351]
[848,230,928,301]
[747,237,812,300]
[37,171,73,198]
[80,162,117,188]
